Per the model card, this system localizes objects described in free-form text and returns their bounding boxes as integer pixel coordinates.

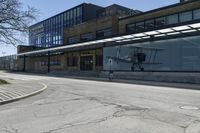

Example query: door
[80,56,93,71]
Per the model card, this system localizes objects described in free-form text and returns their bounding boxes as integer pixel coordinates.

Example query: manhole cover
[180,105,199,110]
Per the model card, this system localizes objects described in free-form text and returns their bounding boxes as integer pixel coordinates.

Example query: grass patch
[0,79,9,85]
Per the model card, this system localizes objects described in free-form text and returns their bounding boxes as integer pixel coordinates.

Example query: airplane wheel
[131,66,135,71]
[141,68,144,71]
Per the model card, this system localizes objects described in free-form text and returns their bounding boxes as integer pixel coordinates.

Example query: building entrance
[80,56,93,71]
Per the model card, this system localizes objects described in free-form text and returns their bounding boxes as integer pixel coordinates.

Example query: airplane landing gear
[131,64,144,72]
[131,66,135,71]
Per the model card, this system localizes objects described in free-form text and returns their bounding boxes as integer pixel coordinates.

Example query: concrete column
[47,51,50,73]
[23,55,26,72]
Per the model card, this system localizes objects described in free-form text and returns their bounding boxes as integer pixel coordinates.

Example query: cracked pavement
[0,71,200,133]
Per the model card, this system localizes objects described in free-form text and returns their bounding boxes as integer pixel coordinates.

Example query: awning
[18,22,200,56]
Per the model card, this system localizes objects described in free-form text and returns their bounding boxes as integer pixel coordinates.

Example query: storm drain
[180,105,199,110]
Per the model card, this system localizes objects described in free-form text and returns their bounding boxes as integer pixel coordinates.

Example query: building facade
[104,0,200,71]
[29,3,102,48]
[17,4,134,72]
[16,0,200,73]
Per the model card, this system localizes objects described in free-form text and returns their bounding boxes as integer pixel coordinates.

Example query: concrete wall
[103,35,200,71]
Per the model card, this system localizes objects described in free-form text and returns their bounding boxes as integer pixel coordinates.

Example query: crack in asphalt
[23,90,200,133]
[44,91,199,133]
[0,127,18,133]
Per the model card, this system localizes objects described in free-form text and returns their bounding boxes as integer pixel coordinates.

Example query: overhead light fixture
[103,38,116,42]
[190,23,200,28]
[121,39,132,42]
[132,38,141,41]
[113,37,125,40]
[142,36,150,39]
[167,32,180,35]
[123,35,134,39]
[154,34,166,37]
[181,29,197,33]
[145,31,159,35]
[173,26,190,31]
[80,42,91,45]
[95,40,107,43]
[133,33,146,37]
[116,40,123,43]
[157,28,174,33]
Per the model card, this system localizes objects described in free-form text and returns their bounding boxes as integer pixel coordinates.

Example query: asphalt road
[0,71,200,133]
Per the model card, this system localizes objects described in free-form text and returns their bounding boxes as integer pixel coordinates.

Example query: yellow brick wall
[64,16,119,44]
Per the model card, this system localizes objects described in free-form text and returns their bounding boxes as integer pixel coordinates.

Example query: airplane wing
[106,56,132,63]
[128,46,165,51]
[142,62,162,64]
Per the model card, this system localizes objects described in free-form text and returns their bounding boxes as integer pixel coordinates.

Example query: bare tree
[0,0,37,46]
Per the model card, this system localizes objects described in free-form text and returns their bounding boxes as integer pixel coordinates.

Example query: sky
[0,0,179,57]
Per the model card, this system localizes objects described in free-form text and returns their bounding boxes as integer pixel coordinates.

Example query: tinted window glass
[180,11,192,22]
[166,14,178,24]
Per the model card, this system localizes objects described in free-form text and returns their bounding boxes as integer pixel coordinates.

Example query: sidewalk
[0,79,47,104]
[50,75,200,90]
[48,71,200,90]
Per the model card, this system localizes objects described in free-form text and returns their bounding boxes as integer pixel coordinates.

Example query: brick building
[17,0,200,72]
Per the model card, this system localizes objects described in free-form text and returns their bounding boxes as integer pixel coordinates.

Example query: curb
[0,83,47,105]
[58,75,200,90]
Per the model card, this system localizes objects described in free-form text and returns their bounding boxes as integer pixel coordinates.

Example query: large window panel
[166,14,178,24]
[136,22,145,31]
[155,17,166,27]
[145,20,155,29]
[74,8,77,24]
[104,28,112,37]
[81,33,93,41]
[126,23,135,33]
[194,9,200,20]
[179,11,192,22]
[68,36,79,44]
[96,28,112,38]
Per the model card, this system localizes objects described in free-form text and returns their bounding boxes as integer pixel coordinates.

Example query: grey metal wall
[0,55,17,71]
[103,35,200,71]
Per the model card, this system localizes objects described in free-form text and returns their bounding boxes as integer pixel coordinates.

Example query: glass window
[70,10,73,25]
[77,7,80,17]
[194,9,200,20]
[96,28,112,38]
[51,60,61,66]
[155,17,166,27]
[166,14,178,24]
[67,56,78,67]
[96,55,103,66]
[136,22,145,31]
[64,12,67,21]
[68,36,79,44]
[145,20,155,29]
[179,11,192,22]
[104,29,112,37]
[60,14,63,25]
[80,33,93,41]
[74,8,77,24]
[66,11,70,26]
[126,23,135,33]
[79,6,82,16]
